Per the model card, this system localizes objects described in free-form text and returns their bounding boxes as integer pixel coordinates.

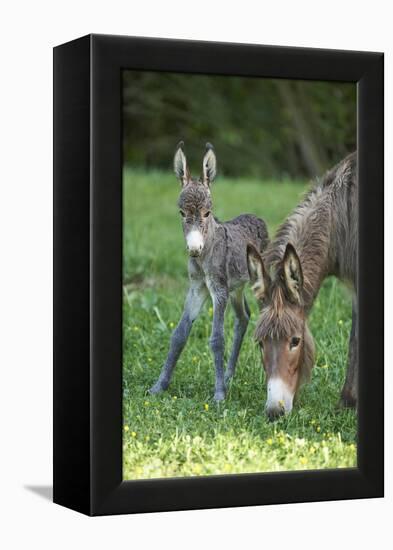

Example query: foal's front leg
[207,281,229,401]
[149,281,208,394]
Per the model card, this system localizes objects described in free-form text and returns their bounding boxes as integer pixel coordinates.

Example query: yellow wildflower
[173,395,177,400]
[169,322,175,328]
[300,457,308,465]
[267,438,273,445]
[124,425,129,432]
[204,403,209,411]
[131,431,137,438]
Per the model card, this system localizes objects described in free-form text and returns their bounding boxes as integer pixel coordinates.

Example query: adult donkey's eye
[290,337,301,350]
[203,211,211,218]
[179,210,186,218]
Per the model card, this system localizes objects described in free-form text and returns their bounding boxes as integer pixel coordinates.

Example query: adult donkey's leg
[224,288,250,385]
[149,281,208,394]
[207,283,229,401]
[340,297,358,408]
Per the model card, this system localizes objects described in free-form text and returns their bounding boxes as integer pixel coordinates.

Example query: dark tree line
[123,70,356,180]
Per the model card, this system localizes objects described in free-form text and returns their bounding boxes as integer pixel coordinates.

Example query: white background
[0,1,390,548]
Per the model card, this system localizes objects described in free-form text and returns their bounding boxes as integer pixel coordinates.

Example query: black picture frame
[53,34,384,516]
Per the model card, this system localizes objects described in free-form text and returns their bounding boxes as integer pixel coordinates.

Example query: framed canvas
[53,34,384,516]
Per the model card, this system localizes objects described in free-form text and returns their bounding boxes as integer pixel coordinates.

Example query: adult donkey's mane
[263,152,357,309]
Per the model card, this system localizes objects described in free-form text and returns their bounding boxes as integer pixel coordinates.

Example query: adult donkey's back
[150,142,269,400]
[247,152,357,419]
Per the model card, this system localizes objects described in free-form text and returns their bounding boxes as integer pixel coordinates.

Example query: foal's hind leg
[339,298,358,408]
[224,288,250,385]
[149,281,208,394]
[207,282,229,401]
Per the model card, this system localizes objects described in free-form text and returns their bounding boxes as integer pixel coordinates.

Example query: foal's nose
[187,243,203,256]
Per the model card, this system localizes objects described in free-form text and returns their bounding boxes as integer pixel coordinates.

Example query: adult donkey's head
[247,243,315,420]
[174,141,217,257]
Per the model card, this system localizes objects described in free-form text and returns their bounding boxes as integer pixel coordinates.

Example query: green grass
[123,169,357,480]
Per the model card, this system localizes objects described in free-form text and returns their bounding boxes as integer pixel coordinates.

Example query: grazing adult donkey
[247,152,357,419]
[150,142,269,401]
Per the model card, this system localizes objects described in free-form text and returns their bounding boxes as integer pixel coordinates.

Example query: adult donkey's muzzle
[265,377,294,421]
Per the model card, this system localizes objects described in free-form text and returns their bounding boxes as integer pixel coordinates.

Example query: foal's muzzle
[186,230,204,257]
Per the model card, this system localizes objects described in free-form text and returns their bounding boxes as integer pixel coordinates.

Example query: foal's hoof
[214,389,226,402]
[149,381,167,395]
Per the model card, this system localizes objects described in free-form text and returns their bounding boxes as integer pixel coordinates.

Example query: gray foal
[149,142,269,401]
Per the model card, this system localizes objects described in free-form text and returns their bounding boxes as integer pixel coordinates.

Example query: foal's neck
[203,214,220,251]
[194,215,223,275]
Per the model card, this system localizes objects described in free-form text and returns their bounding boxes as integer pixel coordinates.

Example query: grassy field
[123,169,357,480]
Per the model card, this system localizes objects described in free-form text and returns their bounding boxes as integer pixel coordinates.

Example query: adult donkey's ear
[247,244,270,303]
[174,141,190,186]
[282,243,303,304]
[202,142,217,186]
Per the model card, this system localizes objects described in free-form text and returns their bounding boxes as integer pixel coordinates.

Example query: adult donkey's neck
[264,153,357,311]
[264,185,334,312]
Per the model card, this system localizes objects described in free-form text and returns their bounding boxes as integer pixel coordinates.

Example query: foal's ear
[282,243,303,303]
[247,244,269,303]
[202,142,217,186]
[174,141,190,186]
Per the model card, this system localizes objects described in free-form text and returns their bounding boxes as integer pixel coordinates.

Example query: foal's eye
[290,337,301,350]
[179,210,186,218]
[203,211,211,218]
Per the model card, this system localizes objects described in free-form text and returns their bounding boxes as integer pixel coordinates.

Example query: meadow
[122,169,357,480]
